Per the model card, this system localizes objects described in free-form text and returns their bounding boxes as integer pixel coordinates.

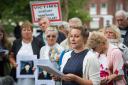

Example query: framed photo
[35,59,55,85]
[16,55,37,78]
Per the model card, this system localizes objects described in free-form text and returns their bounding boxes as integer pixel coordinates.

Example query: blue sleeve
[59,50,66,66]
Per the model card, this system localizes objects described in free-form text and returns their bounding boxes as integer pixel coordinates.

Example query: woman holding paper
[40,26,64,77]
[0,25,11,76]
[9,21,41,85]
[59,27,101,85]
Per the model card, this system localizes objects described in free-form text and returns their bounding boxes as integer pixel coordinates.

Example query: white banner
[30,0,62,25]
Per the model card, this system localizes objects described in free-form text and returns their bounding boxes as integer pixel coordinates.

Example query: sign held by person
[30,0,62,25]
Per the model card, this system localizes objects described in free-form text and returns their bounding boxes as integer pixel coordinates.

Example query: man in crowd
[115,10,128,47]
[36,16,66,47]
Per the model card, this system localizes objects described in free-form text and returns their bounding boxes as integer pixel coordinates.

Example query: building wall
[84,0,128,29]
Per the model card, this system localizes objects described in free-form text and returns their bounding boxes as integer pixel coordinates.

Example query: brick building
[84,0,128,29]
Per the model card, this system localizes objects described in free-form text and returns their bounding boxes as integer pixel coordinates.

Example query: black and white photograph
[20,61,34,75]
[16,55,37,78]
[35,59,55,85]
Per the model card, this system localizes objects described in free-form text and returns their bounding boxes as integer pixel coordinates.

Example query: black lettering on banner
[49,4,53,8]
[34,6,42,9]
[44,5,46,8]
[54,4,58,7]
[46,5,49,8]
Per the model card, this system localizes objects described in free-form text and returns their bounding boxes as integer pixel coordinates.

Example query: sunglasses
[116,19,123,21]
[46,35,56,38]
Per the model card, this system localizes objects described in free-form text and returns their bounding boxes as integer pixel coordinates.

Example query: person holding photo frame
[39,26,64,85]
[9,21,41,85]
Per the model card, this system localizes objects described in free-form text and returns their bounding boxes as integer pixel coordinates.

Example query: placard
[16,55,37,78]
[35,59,55,85]
[30,0,62,25]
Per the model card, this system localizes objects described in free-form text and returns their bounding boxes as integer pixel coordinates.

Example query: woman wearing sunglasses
[39,27,64,83]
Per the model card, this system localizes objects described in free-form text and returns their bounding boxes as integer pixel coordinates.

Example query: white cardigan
[61,50,101,85]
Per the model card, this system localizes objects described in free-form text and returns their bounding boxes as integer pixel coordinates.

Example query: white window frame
[90,18,99,29]
[116,3,123,11]
[90,3,97,15]
[100,3,108,15]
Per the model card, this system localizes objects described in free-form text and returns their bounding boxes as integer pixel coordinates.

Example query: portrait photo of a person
[20,61,33,75]
[38,66,51,80]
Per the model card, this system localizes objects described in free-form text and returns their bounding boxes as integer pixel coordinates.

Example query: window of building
[100,3,107,15]
[90,18,99,29]
[90,3,96,15]
[116,3,123,11]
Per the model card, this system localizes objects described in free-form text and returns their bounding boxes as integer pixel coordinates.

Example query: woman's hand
[62,73,77,81]
[101,74,117,84]
[12,63,17,68]
[101,77,108,85]
[62,74,93,85]
[51,74,61,81]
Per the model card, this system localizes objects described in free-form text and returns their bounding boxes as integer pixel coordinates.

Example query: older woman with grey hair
[39,27,64,85]
[115,10,128,47]
[40,26,64,61]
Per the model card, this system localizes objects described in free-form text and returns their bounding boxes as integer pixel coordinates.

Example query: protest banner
[30,0,62,25]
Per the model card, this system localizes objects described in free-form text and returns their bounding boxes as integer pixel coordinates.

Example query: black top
[36,32,46,47]
[10,37,41,81]
[119,26,128,47]
[57,31,66,44]
[123,30,128,47]
[13,24,21,39]
[62,49,89,85]
[10,37,41,59]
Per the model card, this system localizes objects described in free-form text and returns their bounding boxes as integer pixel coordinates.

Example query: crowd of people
[0,10,128,85]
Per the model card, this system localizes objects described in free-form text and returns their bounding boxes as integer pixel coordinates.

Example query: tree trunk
[62,0,69,21]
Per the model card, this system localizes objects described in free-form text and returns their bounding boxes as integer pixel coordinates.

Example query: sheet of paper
[37,64,64,77]
[37,60,63,77]
[35,59,56,85]
[0,49,9,54]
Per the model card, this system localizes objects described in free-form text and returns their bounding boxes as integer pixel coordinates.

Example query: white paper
[38,65,64,77]
[36,59,63,77]
[16,55,37,78]
[0,49,9,55]
[35,59,56,85]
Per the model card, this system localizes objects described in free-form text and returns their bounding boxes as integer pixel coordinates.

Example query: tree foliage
[0,0,32,23]
[0,0,33,34]
[0,0,91,34]
[61,0,91,22]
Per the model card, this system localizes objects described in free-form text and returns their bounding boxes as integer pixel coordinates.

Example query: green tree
[0,0,33,34]
[61,0,91,22]
[0,0,91,34]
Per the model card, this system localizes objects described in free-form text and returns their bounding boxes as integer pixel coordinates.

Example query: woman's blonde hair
[69,17,82,27]
[86,31,107,50]
[21,21,33,31]
[105,25,121,42]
